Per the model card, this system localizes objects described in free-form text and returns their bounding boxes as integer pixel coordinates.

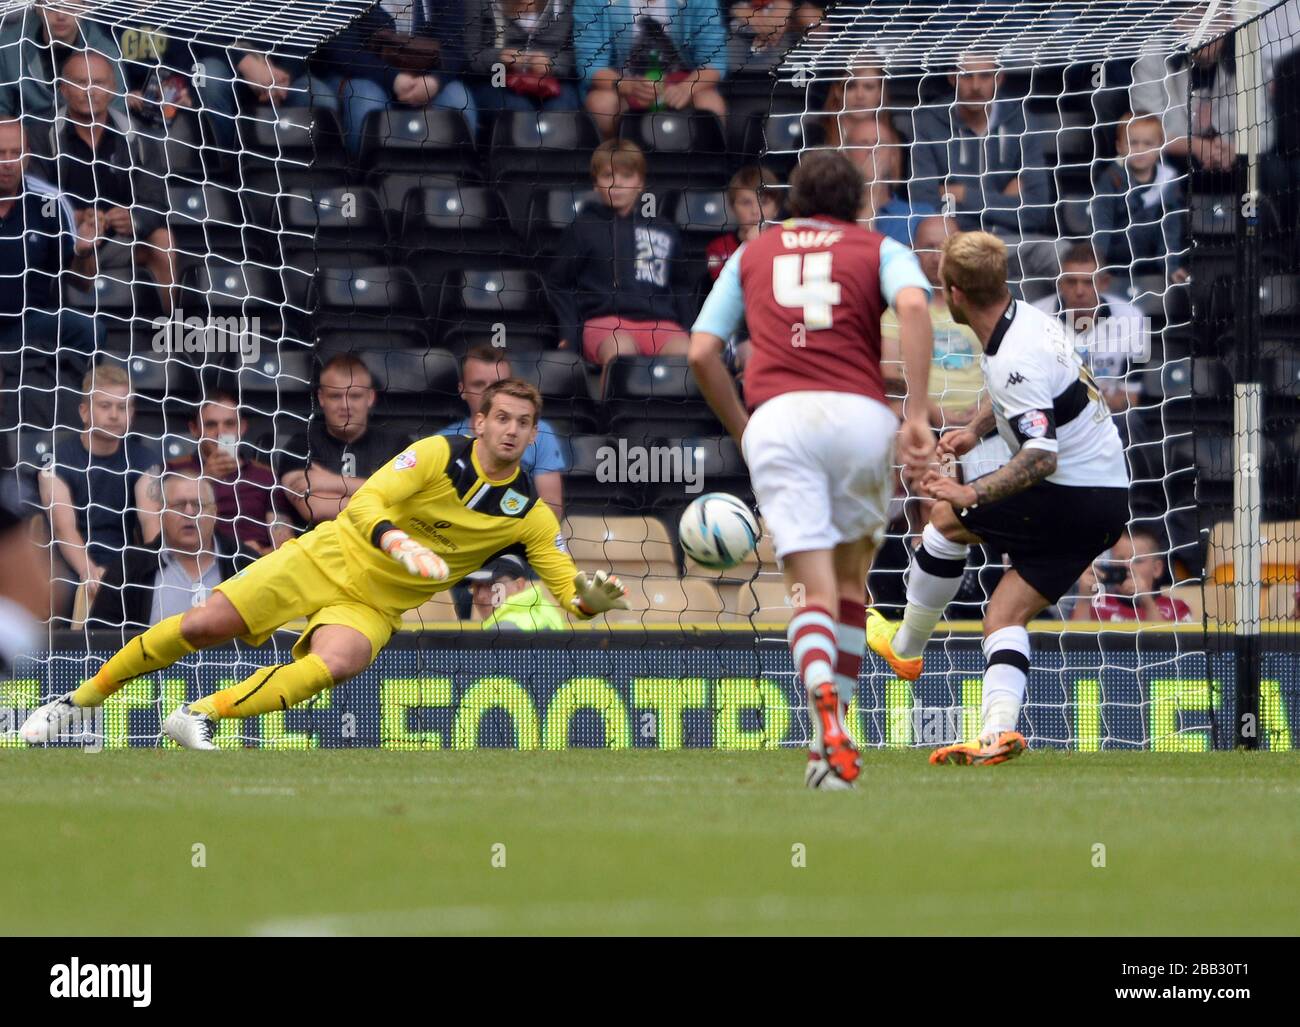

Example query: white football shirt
[979,299,1130,489]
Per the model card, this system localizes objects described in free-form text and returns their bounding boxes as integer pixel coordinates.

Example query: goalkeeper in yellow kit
[20,379,629,750]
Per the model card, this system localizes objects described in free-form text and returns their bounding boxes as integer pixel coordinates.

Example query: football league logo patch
[1017,410,1049,438]
[393,449,417,471]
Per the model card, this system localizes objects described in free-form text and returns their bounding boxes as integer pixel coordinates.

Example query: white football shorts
[742,390,898,558]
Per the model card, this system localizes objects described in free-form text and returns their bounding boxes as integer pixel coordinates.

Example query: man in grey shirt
[88,471,256,632]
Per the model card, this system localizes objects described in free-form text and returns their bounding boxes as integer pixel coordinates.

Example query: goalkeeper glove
[379,529,449,581]
[571,570,630,616]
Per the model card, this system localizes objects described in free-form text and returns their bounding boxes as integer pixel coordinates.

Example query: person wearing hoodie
[546,139,698,377]
[1090,112,1188,291]
[909,54,1058,289]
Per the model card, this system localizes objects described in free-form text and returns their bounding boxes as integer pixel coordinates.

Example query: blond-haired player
[22,379,629,749]
[868,231,1130,765]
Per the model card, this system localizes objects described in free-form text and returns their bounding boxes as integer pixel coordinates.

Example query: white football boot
[19,692,81,744]
[162,705,219,751]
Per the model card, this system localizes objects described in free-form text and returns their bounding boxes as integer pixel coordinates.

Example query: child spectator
[547,140,697,379]
[576,0,728,138]
[706,165,780,280]
[1091,112,1188,288]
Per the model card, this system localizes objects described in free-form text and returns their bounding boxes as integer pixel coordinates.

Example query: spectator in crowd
[87,470,257,630]
[116,21,234,130]
[439,346,566,516]
[577,0,728,138]
[1129,12,1270,172]
[41,362,162,602]
[277,354,412,525]
[706,164,780,279]
[311,1,478,153]
[0,117,101,437]
[0,2,127,137]
[1031,243,1147,443]
[821,60,886,149]
[465,0,581,116]
[466,554,566,629]
[196,41,338,151]
[881,214,989,433]
[1091,112,1188,289]
[727,0,803,76]
[51,50,177,310]
[547,140,697,381]
[1071,528,1192,622]
[166,390,292,556]
[910,53,1057,286]
[844,114,936,245]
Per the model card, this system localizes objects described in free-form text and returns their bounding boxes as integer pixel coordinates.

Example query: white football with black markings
[678,493,760,570]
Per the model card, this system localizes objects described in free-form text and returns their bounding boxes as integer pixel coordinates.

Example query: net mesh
[2,0,1296,751]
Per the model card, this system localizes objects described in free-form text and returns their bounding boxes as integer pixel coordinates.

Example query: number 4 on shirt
[772,252,842,330]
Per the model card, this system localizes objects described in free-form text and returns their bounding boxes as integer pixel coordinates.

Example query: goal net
[2,0,1296,753]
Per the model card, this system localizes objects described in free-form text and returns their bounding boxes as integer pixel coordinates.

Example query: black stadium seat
[435,268,555,355]
[509,349,599,434]
[619,111,730,191]
[309,264,429,347]
[490,110,601,227]
[278,186,388,255]
[356,347,463,423]
[360,108,478,177]
[522,186,601,255]
[400,185,525,295]
[601,356,722,438]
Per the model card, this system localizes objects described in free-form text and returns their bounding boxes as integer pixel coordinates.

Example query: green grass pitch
[2,749,1297,935]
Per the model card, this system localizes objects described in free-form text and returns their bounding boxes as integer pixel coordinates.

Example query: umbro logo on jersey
[1006,372,1027,386]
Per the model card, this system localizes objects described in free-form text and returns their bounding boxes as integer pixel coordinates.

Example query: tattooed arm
[921,444,1057,509]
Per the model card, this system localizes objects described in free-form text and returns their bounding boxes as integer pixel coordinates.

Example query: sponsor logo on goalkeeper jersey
[49,957,151,1007]
[1018,410,1050,438]
[394,450,417,471]
[408,517,457,551]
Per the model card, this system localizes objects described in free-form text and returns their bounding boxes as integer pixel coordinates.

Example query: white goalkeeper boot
[162,705,219,751]
[19,692,81,744]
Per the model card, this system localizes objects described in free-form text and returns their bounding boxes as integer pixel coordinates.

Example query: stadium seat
[278,186,388,255]
[1204,519,1300,622]
[401,185,525,297]
[603,575,730,626]
[739,103,823,177]
[521,186,601,255]
[147,106,207,177]
[509,349,599,434]
[243,104,347,166]
[354,347,462,422]
[620,111,730,191]
[669,189,733,265]
[600,356,722,437]
[489,110,601,228]
[562,514,678,578]
[283,247,389,311]
[166,181,257,258]
[562,434,638,510]
[435,268,556,355]
[63,275,163,354]
[728,578,798,625]
[403,589,462,625]
[309,264,429,345]
[177,255,284,324]
[360,108,478,178]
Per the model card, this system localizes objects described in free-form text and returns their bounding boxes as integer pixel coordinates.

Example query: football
[678,492,760,570]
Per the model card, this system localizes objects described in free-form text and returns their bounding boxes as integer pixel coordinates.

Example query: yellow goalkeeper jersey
[332,433,590,618]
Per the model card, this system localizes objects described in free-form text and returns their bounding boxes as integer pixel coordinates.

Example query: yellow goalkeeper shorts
[213,523,403,662]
